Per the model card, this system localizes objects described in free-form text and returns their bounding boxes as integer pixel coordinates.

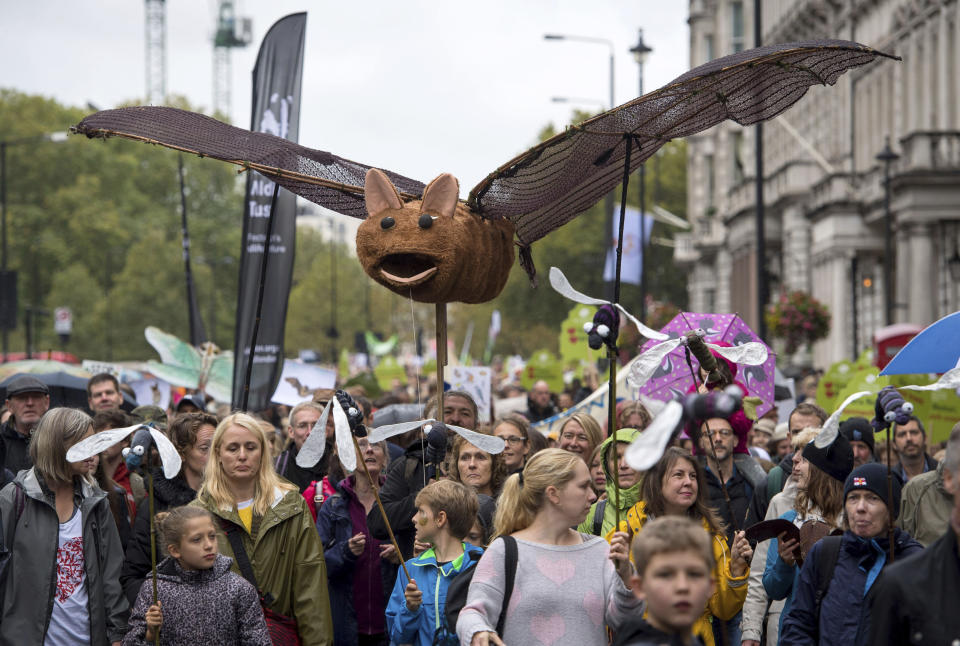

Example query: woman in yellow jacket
[608,447,752,646]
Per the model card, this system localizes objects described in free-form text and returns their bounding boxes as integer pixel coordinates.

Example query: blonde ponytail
[492,448,581,538]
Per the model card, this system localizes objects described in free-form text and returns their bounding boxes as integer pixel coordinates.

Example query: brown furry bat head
[356,168,515,304]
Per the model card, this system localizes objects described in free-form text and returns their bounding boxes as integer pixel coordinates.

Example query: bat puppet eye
[133,445,145,456]
[121,447,131,458]
[418,213,434,229]
[582,322,593,334]
[902,402,914,414]
[380,216,395,230]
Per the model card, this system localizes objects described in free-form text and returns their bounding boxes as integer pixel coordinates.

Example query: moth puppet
[71,41,897,306]
[67,423,182,628]
[296,389,504,573]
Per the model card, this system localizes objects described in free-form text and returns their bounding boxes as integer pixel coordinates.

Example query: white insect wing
[548,267,608,306]
[708,341,769,366]
[150,429,183,479]
[367,419,436,444]
[625,400,684,471]
[295,399,333,468]
[332,398,357,473]
[899,366,960,392]
[66,424,140,463]
[815,390,873,448]
[627,338,683,389]
[613,304,669,342]
[447,425,506,454]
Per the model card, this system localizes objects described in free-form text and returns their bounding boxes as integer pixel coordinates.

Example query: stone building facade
[679,0,960,367]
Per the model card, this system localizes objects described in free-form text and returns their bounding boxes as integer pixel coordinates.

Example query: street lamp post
[630,29,652,320]
[544,34,617,298]
[876,137,899,326]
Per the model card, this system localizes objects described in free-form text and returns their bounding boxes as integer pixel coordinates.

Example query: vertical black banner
[231,13,307,410]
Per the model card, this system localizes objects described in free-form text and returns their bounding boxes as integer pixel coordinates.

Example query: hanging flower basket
[765,290,831,355]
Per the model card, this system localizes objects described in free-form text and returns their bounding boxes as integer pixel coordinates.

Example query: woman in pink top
[457,448,640,646]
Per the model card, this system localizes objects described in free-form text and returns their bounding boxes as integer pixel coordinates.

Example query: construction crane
[212,0,252,121]
[145,0,166,104]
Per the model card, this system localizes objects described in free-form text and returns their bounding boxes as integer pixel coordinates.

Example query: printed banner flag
[447,366,492,423]
[603,205,653,285]
[231,13,308,410]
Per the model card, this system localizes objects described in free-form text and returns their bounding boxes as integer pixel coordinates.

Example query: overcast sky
[3,1,689,193]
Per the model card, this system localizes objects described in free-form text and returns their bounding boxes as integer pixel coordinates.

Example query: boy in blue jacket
[386,479,481,646]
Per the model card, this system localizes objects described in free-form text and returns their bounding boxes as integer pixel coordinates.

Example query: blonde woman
[0,408,128,646]
[557,413,603,462]
[457,449,639,646]
[193,412,334,645]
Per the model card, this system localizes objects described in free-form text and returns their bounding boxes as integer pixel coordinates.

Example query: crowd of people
[0,361,957,645]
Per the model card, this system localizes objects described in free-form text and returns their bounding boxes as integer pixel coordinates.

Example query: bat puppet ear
[420,173,459,219]
[364,168,403,216]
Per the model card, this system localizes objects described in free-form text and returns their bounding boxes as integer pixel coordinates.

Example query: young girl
[123,506,270,645]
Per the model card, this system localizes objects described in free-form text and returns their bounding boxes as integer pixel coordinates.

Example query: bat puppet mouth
[378,253,439,286]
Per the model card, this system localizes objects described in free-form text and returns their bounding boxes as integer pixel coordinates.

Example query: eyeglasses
[561,432,589,443]
[500,436,526,446]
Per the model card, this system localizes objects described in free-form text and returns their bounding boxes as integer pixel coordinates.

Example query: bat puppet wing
[72,40,897,305]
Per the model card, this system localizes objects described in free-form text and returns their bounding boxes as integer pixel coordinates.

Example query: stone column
[938,8,950,130]
[906,222,936,325]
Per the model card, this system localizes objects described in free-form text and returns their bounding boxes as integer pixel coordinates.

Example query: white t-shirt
[44,508,90,646]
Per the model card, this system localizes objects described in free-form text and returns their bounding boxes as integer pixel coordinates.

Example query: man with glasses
[274,398,330,492]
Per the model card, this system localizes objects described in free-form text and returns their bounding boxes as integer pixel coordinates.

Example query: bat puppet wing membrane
[72,40,896,304]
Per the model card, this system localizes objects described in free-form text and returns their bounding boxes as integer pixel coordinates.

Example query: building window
[731,1,745,53]
[731,131,745,184]
[705,34,715,62]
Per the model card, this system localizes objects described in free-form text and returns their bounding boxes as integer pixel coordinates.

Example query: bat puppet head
[356,168,515,304]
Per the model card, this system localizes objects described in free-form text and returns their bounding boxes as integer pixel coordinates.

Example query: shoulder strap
[220,519,274,606]
[495,535,518,635]
[13,484,23,522]
[592,499,607,536]
[813,535,843,620]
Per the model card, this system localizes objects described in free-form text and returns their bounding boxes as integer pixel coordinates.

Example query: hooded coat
[123,554,271,646]
[609,501,748,646]
[193,486,334,646]
[578,428,644,537]
[121,467,198,605]
[385,543,481,646]
[0,469,129,645]
[780,528,922,646]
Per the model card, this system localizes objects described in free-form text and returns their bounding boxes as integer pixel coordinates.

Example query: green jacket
[898,460,954,546]
[194,486,334,646]
[578,428,644,536]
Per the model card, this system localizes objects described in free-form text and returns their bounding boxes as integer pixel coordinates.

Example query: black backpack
[812,535,843,624]
[443,535,518,638]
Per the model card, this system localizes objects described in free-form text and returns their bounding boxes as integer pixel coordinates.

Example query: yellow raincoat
[607,500,748,646]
